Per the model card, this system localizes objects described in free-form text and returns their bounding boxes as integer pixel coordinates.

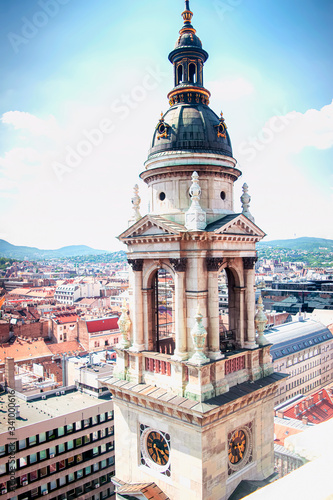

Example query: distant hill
[258,237,333,251]
[0,239,111,259]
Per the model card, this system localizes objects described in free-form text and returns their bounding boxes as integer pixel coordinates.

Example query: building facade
[267,318,333,406]
[0,390,115,500]
[104,3,285,499]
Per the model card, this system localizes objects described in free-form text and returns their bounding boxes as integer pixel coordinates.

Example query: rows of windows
[1,428,114,476]
[0,411,113,457]
[6,471,114,500]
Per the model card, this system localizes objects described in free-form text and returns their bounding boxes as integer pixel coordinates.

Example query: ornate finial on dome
[185,171,207,231]
[241,183,255,223]
[188,307,210,365]
[182,1,194,25]
[128,184,142,226]
[255,296,269,346]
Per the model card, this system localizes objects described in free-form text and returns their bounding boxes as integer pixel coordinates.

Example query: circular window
[220,191,226,200]
[159,192,166,201]
[158,123,165,134]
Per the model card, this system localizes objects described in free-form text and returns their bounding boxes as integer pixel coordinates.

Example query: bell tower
[105,3,285,499]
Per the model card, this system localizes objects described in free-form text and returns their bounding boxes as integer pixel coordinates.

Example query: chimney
[5,357,15,390]
[302,416,308,425]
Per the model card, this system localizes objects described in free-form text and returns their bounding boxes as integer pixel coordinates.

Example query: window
[75,437,82,447]
[50,480,57,490]
[67,440,74,451]
[92,431,98,441]
[41,484,48,495]
[28,436,36,446]
[76,420,82,430]
[29,453,37,464]
[67,423,74,434]
[100,428,106,438]
[100,413,106,423]
[83,418,90,428]
[39,450,47,461]
[85,466,91,475]
[50,463,57,474]
[40,467,47,478]
[76,453,83,463]
[18,439,26,450]
[68,456,75,466]
[59,476,66,487]
[49,446,56,458]
[58,443,65,454]
[93,463,99,472]
[100,444,106,453]
[101,459,107,469]
[19,457,28,468]
[31,487,38,498]
[47,429,56,440]
[92,416,98,425]
[93,447,99,456]
[59,460,65,471]
[0,446,4,457]
[68,472,75,482]
[84,434,90,444]
[58,426,65,437]
[0,464,6,475]
[77,469,83,479]
[39,432,46,443]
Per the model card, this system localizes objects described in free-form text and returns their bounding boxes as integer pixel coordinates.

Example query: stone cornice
[105,378,282,428]
[140,166,240,185]
[123,232,262,246]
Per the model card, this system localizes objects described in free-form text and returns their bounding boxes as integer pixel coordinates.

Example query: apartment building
[266,319,333,405]
[0,389,114,500]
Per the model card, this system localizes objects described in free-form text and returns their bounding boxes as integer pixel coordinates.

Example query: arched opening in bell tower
[218,267,238,352]
[177,64,184,85]
[152,268,175,355]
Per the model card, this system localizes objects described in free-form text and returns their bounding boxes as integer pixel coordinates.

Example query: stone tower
[105,3,284,499]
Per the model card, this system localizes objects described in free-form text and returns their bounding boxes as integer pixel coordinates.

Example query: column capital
[206,257,225,271]
[243,256,257,270]
[128,259,144,272]
[169,258,187,272]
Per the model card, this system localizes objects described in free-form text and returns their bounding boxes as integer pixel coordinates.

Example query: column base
[244,341,257,350]
[129,344,145,353]
[208,350,224,361]
[171,350,189,362]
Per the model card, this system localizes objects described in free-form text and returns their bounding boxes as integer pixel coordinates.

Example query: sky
[0,0,332,251]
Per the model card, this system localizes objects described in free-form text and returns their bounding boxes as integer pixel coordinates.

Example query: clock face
[228,429,247,464]
[146,431,170,466]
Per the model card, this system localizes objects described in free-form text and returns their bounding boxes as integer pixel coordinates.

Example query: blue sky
[0,0,332,250]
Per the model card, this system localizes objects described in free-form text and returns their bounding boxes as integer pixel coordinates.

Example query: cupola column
[170,259,188,361]
[128,260,145,352]
[243,258,257,349]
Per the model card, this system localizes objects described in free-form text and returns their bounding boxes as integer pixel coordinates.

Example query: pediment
[119,215,185,241]
[212,214,266,238]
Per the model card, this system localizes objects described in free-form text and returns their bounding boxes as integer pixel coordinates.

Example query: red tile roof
[0,339,52,363]
[54,314,78,324]
[282,389,333,424]
[47,341,86,355]
[86,317,119,333]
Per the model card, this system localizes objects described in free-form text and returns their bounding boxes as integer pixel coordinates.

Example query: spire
[181,1,194,28]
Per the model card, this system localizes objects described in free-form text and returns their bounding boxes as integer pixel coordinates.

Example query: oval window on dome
[220,191,226,201]
[159,192,166,201]
[158,123,165,134]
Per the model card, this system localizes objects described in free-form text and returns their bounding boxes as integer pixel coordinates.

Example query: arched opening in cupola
[189,63,197,83]
[151,268,175,354]
[177,64,183,85]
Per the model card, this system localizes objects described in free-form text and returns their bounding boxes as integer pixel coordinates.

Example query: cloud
[1,111,62,141]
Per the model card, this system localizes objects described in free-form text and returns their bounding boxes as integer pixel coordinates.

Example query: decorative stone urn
[188,308,210,365]
[117,299,131,349]
[255,296,269,346]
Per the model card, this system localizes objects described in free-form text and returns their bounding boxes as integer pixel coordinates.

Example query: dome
[148,103,233,159]
[175,30,202,49]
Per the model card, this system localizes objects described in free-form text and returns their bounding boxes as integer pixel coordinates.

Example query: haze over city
[0,0,332,251]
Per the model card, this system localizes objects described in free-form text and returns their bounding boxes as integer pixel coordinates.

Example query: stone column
[206,258,224,360]
[128,259,145,352]
[243,257,257,349]
[170,259,188,361]
[234,286,245,348]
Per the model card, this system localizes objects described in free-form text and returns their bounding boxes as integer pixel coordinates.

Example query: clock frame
[140,424,171,476]
[228,422,253,476]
